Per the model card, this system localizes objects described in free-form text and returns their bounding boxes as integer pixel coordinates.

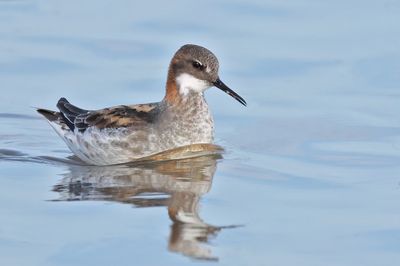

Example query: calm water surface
[1,1,400,265]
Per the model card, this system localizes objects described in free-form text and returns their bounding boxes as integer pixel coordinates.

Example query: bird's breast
[157,96,214,147]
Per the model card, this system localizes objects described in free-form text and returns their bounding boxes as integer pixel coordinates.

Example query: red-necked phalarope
[37,44,246,165]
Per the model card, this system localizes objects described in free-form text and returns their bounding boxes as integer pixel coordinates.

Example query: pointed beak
[213,78,247,106]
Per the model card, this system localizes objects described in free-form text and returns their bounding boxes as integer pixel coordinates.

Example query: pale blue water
[1,1,400,265]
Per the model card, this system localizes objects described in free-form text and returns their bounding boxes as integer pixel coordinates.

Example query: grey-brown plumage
[37,44,246,165]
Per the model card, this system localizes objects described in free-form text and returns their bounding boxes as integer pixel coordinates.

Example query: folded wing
[52,98,159,132]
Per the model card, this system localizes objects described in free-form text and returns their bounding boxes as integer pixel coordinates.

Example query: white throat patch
[176,73,210,96]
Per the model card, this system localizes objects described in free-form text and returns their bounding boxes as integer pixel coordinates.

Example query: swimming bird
[37,44,246,165]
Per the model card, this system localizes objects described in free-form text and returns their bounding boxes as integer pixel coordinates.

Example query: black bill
[213,78,247,106]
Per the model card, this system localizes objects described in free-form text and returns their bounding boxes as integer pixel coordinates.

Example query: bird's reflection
[51,153,235,261]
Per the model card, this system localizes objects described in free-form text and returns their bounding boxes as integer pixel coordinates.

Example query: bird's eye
[192,60,204,70]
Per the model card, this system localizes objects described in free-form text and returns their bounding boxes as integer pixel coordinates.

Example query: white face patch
[176,73,211,96]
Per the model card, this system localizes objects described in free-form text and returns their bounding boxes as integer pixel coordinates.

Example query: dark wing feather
[74,104,159,132]
[56,98,90,131]
[57,98,89,122]
[54,98,159,132]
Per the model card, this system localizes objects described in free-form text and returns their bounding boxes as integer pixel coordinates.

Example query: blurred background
[0,1,399,265]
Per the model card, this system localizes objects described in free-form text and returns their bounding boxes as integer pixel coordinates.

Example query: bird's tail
[36,108,60,121]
